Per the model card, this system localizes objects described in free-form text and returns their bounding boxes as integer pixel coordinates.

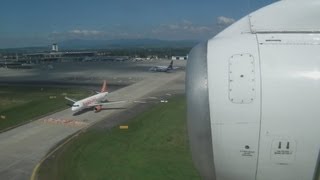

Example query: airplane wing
[89,100,127,107]
[65,96,77,103]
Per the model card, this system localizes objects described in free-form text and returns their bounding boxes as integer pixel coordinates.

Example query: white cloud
[68,29,105,36]
[49,29,110,41]
[50,29,145,41]
[150,17,237,40]
[153,20,213,35]
[182,19,193,25]
[49,17,235,42]
[217,16,235,26]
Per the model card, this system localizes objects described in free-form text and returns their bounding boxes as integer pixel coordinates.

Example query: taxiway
[0,60,186,180]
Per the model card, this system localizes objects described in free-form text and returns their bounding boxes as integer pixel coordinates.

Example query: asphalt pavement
[0,60,186,180]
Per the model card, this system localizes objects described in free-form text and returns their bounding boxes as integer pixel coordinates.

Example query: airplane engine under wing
[94,105,102,112]
[186,1,320,180]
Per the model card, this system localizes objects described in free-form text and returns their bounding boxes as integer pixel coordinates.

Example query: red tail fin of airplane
[101,80,108,93]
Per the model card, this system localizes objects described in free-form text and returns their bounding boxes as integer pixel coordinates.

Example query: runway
[0,60,186,180]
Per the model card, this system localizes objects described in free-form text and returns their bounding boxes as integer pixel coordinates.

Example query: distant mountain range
[59,39,199,50]
[0,39,200,53]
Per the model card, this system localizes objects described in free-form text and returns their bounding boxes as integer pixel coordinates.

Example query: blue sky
[0,0,277,48]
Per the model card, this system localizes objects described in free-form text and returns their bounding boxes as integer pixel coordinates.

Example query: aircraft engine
[94,105,102,112]
[186,1,320,180]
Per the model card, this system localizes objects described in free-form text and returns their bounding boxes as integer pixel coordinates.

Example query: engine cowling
[186,1,320,180]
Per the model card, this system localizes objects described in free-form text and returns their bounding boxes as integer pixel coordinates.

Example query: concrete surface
[0,60,186,180]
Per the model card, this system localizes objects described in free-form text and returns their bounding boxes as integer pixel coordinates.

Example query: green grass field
[0,86,90,131]
[37,96,200,180]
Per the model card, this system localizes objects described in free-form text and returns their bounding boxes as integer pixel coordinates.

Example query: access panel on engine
[228,54,256,104]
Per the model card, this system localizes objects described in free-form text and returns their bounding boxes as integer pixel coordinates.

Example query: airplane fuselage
[72,92,108,112]
[149,66,169,72]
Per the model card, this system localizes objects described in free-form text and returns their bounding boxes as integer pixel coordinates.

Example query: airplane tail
[167,60,173,70]
[101,80,108,93]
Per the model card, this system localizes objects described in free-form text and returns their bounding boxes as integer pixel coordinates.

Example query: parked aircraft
[186,1,320,180]
[149,60,178,72]
[65,81,125,113]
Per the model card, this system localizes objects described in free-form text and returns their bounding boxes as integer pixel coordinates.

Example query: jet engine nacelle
[186,1,320,180]
[94,105,102,112]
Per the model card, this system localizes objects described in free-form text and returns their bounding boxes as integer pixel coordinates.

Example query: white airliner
[65,81,125,113]
[187,0,320,180]
[149,60,178,72]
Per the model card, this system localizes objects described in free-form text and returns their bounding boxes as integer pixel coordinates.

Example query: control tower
[51,43,58,52]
